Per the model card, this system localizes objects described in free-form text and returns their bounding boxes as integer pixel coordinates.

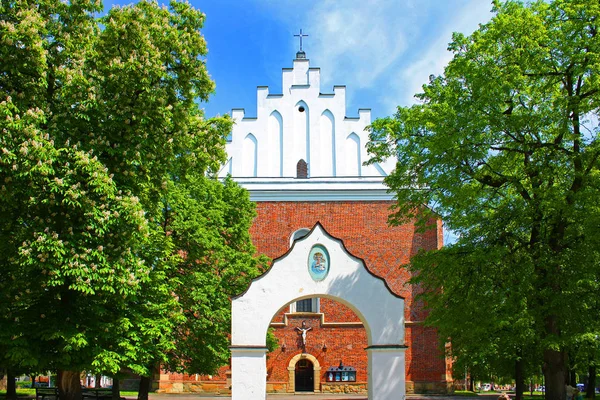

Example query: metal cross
[294,29,309,51]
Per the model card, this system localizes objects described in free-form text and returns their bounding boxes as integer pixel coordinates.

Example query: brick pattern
[319,299,361,322]
[250,201,438,321]
[267,314,368,383]
[158,200,451,394]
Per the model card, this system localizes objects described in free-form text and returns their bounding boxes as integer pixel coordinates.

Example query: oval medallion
[308,245,329,281]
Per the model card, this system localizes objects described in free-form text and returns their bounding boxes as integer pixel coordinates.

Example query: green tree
[0,1,266,400]
[411,244,540,400]
[125,175,268,400]
[0,93,151,400]
[160,175,268,375]
[367,2,600,400]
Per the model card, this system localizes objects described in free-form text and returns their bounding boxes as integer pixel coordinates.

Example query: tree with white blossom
[0,1,266,400]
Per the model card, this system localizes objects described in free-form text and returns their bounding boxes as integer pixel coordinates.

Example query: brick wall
[158,200,451,394]
[268,314,367,381]
[252,201,449,392]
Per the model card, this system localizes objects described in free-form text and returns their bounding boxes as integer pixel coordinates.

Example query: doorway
[295,359,314,392]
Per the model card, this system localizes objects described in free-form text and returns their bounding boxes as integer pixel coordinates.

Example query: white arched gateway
[230,223,407,400]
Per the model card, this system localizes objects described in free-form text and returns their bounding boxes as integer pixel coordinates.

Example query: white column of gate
[231,223,406,400]
[367,346,407,400]
[230,347,267,399]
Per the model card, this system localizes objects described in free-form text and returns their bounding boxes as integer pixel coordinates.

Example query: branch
[473,173,507,188]
[490,146,529,154]
[580,88,599,100]
[523,71,564,77]
[584,150,600,176]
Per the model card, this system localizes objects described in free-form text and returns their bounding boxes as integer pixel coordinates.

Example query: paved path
[144,394,483,400]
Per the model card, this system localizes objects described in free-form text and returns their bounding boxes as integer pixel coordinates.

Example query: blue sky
[103,0,495,121]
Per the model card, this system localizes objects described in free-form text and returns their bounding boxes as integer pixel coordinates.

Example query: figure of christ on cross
[296,320,312,347]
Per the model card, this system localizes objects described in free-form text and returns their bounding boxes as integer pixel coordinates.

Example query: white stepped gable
[219,56,396,186]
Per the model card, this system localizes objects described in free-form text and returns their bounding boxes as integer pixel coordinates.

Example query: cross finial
[294,29,308,52]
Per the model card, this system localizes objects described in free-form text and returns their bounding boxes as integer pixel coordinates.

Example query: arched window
[268,110,283,177]
[290,228,311,246]
[241,133,257,177]
[294,101,310,169]
[345,133,361,176]
[296,159,308,179]
[312,110,335,177]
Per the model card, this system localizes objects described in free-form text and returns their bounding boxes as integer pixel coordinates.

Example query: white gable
[231,222,405,346]
[230,223,407,400]
[219,55,397,201]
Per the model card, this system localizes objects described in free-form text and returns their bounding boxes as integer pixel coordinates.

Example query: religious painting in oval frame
[308,245,329,281]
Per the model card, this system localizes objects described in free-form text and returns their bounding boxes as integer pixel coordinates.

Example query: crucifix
[296,320,312,347]
[294,29,309,52]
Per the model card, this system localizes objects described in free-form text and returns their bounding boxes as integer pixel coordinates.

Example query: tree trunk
[531,379,534,397]
[57,370,82,400]
[6,370,17,400]
[586,365,596,399]
[111,377,120,400]
[516,356,525,400]
[469,373,475,392]
[571,370,577,387]
[137,376,151,400]
[544,348,567,400]
[31,375,36,388]
[95,374,101,389]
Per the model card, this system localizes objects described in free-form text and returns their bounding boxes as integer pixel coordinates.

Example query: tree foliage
[367,1,600,399]
[162,175,268,375]
[0,0,266,398]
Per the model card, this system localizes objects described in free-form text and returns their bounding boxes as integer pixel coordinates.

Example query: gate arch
[231,223,407,400]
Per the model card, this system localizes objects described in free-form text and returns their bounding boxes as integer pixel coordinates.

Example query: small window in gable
[290,228,311,246]
[296,159,308,179]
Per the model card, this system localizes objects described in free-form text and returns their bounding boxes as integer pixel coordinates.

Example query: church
[156,44,452,396]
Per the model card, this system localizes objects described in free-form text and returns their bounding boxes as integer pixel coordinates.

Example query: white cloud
[384,1,494,111]
[301,0,431,91]
[255,0,494,115]
[305,0,410,89]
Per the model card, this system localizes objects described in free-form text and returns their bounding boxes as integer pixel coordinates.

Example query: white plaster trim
[230,346,269,353]
[365,346,409,352]
[288,353,321,369]
[270,312,364,328]
[234,176,387,185]
[230,177,395,201]
[249,189,394,202]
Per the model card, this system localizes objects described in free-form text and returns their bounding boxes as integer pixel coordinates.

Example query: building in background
[157,49,452,395]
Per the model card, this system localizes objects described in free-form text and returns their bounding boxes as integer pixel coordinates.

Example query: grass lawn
[453,390,547,398]
[454,390,482,396]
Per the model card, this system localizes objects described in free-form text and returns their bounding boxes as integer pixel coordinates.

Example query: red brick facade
[157,200,452,394]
